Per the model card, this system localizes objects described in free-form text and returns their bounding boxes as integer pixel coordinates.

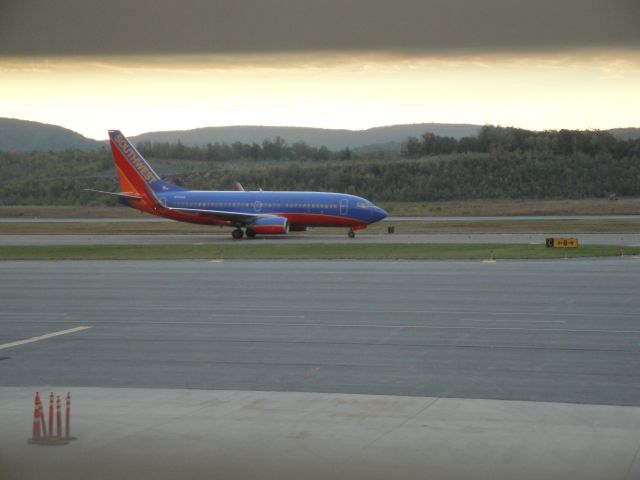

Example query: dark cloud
[1,0,638,57]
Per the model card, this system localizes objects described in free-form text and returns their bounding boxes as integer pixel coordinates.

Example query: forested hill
[0,119,480,151]
[2,125,640,205]
[0,118,102,151]
[2,117,639,152]
[608,128,640,141]
[128,123,481,150]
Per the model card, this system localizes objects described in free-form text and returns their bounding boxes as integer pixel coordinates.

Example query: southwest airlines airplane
[89,130,387,239]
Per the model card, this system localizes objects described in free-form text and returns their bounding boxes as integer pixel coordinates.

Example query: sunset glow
[1,51,639,139]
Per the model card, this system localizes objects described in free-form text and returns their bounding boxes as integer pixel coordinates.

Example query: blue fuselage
[155,190,387,227]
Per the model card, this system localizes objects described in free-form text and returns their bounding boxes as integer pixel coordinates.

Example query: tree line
[403,125,640,159]
[1,126,639,205]
[136,137,352,162]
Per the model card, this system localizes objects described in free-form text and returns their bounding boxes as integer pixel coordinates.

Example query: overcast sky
[0,0,640,55]
[1,0,639,56]
[1,0,638,138]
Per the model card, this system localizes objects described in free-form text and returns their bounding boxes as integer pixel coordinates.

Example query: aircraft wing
[84,189,143,200]
[164,206,274,224]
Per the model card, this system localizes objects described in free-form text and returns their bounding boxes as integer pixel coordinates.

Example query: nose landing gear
[348,230,356,238]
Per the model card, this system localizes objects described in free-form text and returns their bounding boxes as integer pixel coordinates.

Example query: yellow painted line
[0,326,90,351]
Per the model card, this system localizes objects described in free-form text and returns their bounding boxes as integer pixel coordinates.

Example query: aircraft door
[339,198,348,216]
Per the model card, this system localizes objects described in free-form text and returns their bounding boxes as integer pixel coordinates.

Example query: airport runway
[2,232,640,245]
[2,214,639,222]
[1,259,639,406]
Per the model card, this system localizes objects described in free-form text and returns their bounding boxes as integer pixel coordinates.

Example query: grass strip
[1,243,638,261]
[1,219,640,235]
[381,198,640,216]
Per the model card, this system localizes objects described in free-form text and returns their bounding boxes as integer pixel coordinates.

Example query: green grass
[1,243,638,261]
[0,221,217,235]
[380,198,640,216]
[1,219,639,235]
[374,219,640,234]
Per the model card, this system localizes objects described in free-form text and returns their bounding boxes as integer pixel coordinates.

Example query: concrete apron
[1,387,639,480]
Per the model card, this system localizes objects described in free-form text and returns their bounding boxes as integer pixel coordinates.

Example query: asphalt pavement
[3,387,640,480]
[1,259,639,406]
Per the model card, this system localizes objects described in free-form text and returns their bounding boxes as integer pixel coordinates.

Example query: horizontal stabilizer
[83,189,142,200]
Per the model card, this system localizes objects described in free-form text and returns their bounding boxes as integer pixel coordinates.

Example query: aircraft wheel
[246,229,256,238]
[348,230,356,238]
[232,228,244,240]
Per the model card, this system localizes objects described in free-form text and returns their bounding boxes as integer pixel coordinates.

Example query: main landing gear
[348,230,356,238]
[232,228,256,239]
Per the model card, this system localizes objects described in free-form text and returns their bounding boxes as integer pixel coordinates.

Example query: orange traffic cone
[56,396,62,439]
[37,393,47,438]
[65,392,75,440]
[48,392,54,438]
[29,391,70,446]
[30,392,41,442]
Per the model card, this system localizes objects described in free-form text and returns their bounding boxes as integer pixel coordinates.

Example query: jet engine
[249,216,289,234]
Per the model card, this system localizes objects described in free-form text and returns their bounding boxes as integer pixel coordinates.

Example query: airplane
[87,130,387,239]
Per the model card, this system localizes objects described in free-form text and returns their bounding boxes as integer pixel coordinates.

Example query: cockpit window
[356,202,370,208]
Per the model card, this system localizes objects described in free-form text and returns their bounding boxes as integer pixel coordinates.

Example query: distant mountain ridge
[608,128,640,141]
[128,123,482,150]
[1,117,639,151]
[0,118,102,151]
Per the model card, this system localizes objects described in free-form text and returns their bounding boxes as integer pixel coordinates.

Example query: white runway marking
[0,326,90,351]
[204,322,640,334]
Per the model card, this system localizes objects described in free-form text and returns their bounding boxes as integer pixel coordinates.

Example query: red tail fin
[108,130,161,202]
